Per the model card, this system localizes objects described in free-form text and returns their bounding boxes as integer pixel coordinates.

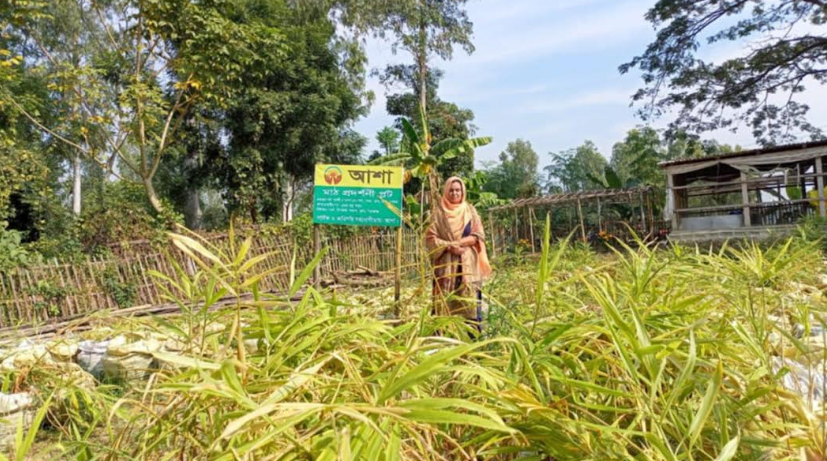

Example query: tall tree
[2,0,285,212]
[211,0,368,222]
[370,125,400,160]
[609,127,666,188]
[484,139,540,199]
[621,0,827,145]
[545,141,608,193]
[381,64,477,178]
[367,0,474,119]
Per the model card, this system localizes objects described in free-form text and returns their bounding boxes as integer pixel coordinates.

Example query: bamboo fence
[0,227,419,327]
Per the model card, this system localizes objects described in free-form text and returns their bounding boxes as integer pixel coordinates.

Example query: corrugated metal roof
[659,139,827,168]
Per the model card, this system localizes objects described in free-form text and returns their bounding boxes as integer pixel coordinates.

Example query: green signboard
[312,164,404,227]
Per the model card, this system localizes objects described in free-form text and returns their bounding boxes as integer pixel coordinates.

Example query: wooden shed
[661,140,827,242]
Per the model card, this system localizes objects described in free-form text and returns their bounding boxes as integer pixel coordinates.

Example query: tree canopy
[622,0,827,145]
[545,141,608,193]
[484,139,540,199]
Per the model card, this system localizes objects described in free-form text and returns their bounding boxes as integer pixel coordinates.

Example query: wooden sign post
[313,224,321,289]
[394,225,403,315]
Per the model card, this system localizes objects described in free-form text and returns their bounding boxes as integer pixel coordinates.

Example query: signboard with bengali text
[312,164,403,227]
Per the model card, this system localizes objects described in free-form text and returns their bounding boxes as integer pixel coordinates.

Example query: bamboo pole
[394,225,403,315]
[488,210,496,259]
[548,208,553,243]
[597,197,602,232]
[639,190,647,235]
[7,272,23,324]
[528,208,536,253]
[576,198,587,242]
[313,225,321,289]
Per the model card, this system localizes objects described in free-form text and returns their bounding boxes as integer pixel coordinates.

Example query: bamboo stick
[577,198,587,242]
[7,272,24,325]
[53,259,73,317]
[22,269,38,322]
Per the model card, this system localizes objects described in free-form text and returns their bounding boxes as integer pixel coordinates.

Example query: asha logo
[324,166,343,185]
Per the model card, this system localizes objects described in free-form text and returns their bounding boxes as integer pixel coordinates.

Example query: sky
[352,0,827,171]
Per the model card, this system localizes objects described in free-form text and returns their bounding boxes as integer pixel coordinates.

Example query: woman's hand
[447,245,466,256]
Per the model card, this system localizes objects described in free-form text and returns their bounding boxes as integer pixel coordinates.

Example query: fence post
[313,224,321,289]
[394,224,403,316]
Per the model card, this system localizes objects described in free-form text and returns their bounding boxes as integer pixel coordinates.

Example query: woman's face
[447,181,463,204]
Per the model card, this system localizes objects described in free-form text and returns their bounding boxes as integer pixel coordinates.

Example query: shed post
[596,197,602,232]
[816,155,826,218]
[667,173,679,230]
[740,171,752,227]
[528,208,536,253]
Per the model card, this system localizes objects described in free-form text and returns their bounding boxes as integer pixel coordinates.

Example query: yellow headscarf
[441,177,472,240]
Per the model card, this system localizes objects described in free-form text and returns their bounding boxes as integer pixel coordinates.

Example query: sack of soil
[102,336,161,384]
[0,392,35,451]
[77,340,110,380]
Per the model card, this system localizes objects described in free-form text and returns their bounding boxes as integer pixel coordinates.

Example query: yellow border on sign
[315,164,403,189]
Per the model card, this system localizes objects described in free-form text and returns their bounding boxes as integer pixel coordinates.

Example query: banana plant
[465,171,506,209]
[587,165,626,189]
[370,104,492,211]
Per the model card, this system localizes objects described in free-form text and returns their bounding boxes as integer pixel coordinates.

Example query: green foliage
[545,140,608,192]
[75,182,168,252]
[798,215,827,254]
[371,125,401,159]
[381,65,479,179]
[609,127,666,187]
[25,279,66,317]
[2,0,289,212]
[370,114,491,184]
[9,226,827,459]
[621,0,827,144]
[0,225,42,271]
[101,268,137,308]
[463,171,505,210]
[210,1,368,221]
[484,138,540,199]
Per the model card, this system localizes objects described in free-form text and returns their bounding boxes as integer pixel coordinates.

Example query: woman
[426,177,492,332]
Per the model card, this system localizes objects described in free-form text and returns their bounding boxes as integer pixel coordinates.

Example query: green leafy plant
[25,279,66,317]
[0,226,41,271]
[101,268,137,308]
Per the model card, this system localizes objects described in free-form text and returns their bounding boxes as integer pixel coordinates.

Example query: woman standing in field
[426,176,492,333]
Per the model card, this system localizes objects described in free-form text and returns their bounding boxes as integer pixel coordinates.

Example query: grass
[4,223,827,460]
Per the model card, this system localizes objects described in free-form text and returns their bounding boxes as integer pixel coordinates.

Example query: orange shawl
[438,177,492,279]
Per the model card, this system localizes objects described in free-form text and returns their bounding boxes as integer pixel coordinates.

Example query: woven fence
[0,227,420,327]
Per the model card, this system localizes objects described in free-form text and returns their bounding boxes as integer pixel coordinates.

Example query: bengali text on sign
[312,164,403,227]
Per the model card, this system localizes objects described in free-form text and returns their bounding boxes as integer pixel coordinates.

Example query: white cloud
[445,1,650,69]
[440,82,552,102]
[519,88,635,114]
[470,0,613,26]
